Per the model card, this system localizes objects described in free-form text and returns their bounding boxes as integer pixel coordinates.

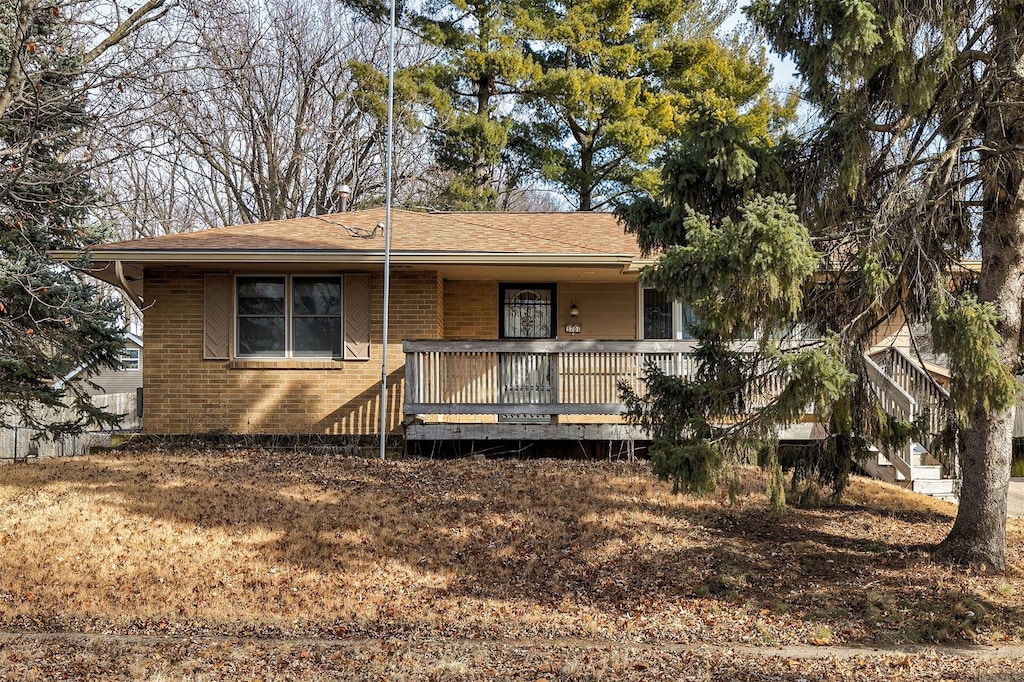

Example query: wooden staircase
[862,348,958,502]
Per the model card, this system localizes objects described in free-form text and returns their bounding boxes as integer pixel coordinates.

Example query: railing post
[548,350,560,423]
[405,351,419,409]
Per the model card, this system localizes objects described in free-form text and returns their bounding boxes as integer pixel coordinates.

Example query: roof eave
[52,249,639,267]
[623,258,656,273]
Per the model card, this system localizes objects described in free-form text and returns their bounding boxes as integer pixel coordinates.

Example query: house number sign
[565,324,581,335]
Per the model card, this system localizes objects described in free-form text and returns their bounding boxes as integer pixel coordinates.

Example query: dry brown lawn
[2,448,1024,680]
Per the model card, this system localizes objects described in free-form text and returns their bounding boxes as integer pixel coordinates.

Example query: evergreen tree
[515,0,760,210]
[411,0,536,210]
[616,16,827,510]
[1,2,125,435]
[620,36,792,246]
[740,0,1024,571]
[628,0,1021,570]
[622,192,838,507]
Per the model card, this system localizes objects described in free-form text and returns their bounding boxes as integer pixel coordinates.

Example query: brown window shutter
[344,273,371,360]
[204,274,232,359]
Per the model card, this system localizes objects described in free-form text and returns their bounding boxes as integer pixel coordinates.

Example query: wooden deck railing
[864,348,953,479]
[863,354,918,481]
[404,341,953,425]
[869,347,950,436]
[403,340,702,416]
[402,339,792,418]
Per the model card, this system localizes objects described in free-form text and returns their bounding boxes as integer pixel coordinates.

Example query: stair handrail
[871,346,950,436]
[876,346,950,396]
[863,353,916,482]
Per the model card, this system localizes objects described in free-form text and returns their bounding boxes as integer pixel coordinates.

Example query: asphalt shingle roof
[92,209,641,257]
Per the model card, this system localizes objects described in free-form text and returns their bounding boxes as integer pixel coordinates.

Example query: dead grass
[1,448,1023,656]
[3,633,1024,681]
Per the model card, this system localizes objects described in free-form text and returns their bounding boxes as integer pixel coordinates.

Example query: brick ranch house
[54,209,691,449]
[53,208,959,485]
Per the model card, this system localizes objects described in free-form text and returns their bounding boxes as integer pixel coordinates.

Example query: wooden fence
[0,391,142,461]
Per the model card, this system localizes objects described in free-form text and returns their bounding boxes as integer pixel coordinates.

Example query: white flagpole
[379,0,397,461]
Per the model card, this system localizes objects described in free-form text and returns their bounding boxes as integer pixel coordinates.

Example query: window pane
[238,277,285,315]
[681,304,698,340]
[293,318,341,357]
[293,278,341,316]
[643,289,672,339]
[237,318,286,356]
[120,348,140,370]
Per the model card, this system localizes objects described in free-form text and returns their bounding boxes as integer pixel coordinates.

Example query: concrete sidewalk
[935,480,1024,517]
[1009,479,1024,518]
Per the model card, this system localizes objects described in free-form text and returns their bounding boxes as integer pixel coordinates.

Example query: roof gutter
[51,249,639,267]
[114,260,145,311]
[623,258,656,273]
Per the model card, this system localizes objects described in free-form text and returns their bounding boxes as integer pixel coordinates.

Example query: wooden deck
[401,341,959,500]
[405,422,649,441]
[403,339,791,441]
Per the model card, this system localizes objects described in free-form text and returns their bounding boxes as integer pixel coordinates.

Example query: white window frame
[120,347,141,371]
[234,274,344,359]
[638,287,695,340]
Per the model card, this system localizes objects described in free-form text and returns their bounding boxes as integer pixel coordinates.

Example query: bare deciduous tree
[93,0,435,236]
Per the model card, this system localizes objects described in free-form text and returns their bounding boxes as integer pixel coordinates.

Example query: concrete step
[910,464,943,481]
[859,447,958,502]
[912,477,959,496]
[909,443,943,467]
[909,443,928,466]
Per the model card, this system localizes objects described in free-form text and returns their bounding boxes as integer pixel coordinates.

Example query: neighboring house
[2,333,144,460]
[51,208,957,495]
[54,332,144,396]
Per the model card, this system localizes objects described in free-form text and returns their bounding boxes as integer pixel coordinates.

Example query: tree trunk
[935,9,1024,571]
[579,143,593,211]
[935,406,1014,571]
[474,73,492,194]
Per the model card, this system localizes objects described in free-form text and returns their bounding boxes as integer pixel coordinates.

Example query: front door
[498,285,556,423]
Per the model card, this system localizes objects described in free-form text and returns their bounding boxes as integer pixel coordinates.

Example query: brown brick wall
[143,269,441,435]
[443,280,498,339]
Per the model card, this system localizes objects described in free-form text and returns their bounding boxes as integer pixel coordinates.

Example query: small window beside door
[641,289,697,340]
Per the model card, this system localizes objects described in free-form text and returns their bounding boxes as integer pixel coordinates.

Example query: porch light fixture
[569,303,580,319]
